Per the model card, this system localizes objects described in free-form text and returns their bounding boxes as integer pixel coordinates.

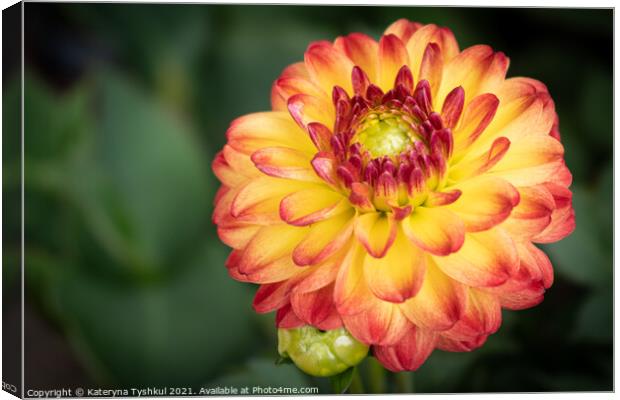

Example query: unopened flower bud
[277,326,369,377]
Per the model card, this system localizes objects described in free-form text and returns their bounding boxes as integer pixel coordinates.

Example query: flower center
[354,113,417,158]
[307,65,461,217]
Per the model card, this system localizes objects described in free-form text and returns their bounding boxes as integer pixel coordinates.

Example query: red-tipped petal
[251,146,321,182]
[384,19,422,43]
[401,206,465,256]
[304,41,355,95]
[453,93,499,154]
[377,34,410,92]
[450,136,511,181]
[441,86,465,129]
[433,228,519,288]
[276,304,305,329]
[374,326,438,372]
[311,151,339,186]
[405,24,459,84]
[334,33,379,80]
[291,283,343,330]
[440,288,502,342]
[287,93,335,130]
[425,189,462,207]
[307,122,333,152]
[237,224,308,276]
[227,111,316,155]
[363,230,426,303]
[401,259,467,331]
[342,304,411,346]
[292,210,355,266]
[446,176,520,232]
[418,42,443,97]
[354,212,397,258]
[280,186,351,226]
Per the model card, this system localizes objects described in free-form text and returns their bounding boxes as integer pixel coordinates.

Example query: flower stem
[395,371,414,393]
[367,357,386,393]
[348,367,365,394]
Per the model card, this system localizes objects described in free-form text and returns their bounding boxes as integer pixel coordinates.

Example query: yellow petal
[401,206,465,256]
[354,212,398,258]
[363,230,426,303]
[401,258,467,331]
[433,228,519,288]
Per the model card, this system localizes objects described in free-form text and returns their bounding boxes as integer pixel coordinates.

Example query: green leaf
[49,241,256,387]
[90,72,212,273]
[329,367,355,394]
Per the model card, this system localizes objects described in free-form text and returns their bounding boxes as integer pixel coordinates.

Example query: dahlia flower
[213,19,574,374]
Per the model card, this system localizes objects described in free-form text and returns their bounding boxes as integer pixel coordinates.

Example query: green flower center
[354,113,416,157]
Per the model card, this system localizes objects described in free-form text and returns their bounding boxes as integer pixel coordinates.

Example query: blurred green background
[2,4,612,393]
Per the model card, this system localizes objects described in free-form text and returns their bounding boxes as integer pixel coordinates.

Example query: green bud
[277,326,369,377]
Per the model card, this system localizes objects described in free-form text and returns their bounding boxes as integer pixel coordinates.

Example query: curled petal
[292,209,355,266]
[377,34,410,92]
[472,78,557,153]
[400,259,467,331]
[354,212,397,258]
[374,326,438,372]
[437,334,488,352]
[307,122,333,152]
[440,289,502,343]
[252,146,321,182]
[311,151,339,185]
[304,41,355,95]
[334,243,374,315]
[232,176,308,219]
[294,251,344,293]
[517,241,554,288]
[384,19,422,43]
[440,86,465,129]
[276,304,305,329]
[272,76,328,111]
[280,186,351,226]
[450,137,510,181]
[227,111,315,155]
[335,247,411,345]
[418,42,443,97]
[406,24,460,85]
[363,230,426,303]
[488,135,565,186]
[342,303,411,346]
[502,185,555,239]
[453,93,499,154]
[288,93,335,129]
[446,176,520,232]
[349,182,375,212]
[253,279,300,313]
[425,189,462,207]
[433,228,519,288]
[401,206,465,256]
[532,183,575,243]
[212,150,249,188]
[217,224,260,250]
[238,224,308,276]
[271,62,310,110]
[334,33,379,80]
[437,45,507,106]
[234,255,301,284]
[291,284,343,330]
